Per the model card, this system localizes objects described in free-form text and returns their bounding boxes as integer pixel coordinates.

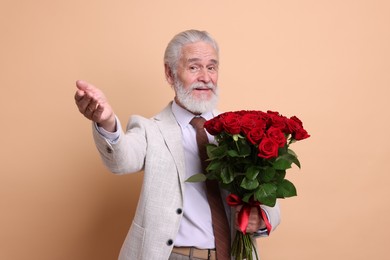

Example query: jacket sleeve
[92,115,148,174]
[254,201,281,238]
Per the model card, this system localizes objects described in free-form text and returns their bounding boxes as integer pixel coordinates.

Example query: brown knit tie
[190,116,231,260]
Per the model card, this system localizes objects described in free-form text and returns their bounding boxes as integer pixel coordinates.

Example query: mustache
[190,82,216,91]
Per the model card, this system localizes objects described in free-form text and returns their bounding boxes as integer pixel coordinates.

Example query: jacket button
[176,208,183,214]
[167,239,173,246]
[106,147,113,153]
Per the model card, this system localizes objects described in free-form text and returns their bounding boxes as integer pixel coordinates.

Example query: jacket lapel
[154,103,186,193]
[153,104,222,197]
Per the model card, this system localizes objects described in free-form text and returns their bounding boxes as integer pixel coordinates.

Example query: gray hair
[164,29,219,76]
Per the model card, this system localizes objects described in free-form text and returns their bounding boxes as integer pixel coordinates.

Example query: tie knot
[190,116,206,131]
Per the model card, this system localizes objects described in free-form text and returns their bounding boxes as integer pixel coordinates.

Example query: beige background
[1,0,389,259]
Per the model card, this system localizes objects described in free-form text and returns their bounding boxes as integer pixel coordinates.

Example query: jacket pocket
[118,222,145,260]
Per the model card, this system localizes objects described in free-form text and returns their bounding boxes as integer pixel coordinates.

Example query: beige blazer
[92,102,280,260]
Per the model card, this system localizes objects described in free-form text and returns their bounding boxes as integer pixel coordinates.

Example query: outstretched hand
[74,80,116,132]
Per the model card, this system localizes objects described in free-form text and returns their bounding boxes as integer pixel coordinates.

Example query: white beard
[174,80,219,114]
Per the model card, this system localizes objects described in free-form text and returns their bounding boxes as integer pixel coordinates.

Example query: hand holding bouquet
[187,110,310,260]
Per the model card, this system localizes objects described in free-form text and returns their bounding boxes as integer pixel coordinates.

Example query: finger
[74,89,85,102]
[76,80,97,95]
[91,104,104,121]
[84,103,97,120]
[76,80,90,91]
[84,97,97,114]
[77,93,93,113]
[88,98,99,112]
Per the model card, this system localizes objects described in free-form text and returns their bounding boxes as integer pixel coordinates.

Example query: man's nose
[197,68,211,83]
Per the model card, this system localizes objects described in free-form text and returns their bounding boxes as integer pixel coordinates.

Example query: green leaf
[240,177,259,190]
[220,167,234,184]
[254,183,277,207]
[273,157,292,170]
[291,156,301,168]
[274,170,286,182]
[278,145,288,155]
[236,140,251,157]
[186,173,207,183]
[206,160,222,172]
[285,149,301,168]
[259,166,276,182]
[245,166,260,180]
[225,139,251,158]
[286,149,301,168]
[276,179,297,198]
[242,192,254,203]
[287,148,297,157]
[275,150,301,169]
[206,144,227,160]
[227,149,240,157]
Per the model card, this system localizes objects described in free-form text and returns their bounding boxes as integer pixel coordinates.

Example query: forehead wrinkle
[186,58,219,65]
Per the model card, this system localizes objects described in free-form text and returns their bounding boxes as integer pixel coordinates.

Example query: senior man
[74,29,280,260]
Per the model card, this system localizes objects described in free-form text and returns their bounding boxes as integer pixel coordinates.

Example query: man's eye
[189,66,199,71]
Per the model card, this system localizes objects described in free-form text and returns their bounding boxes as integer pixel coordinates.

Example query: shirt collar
[172,100,215,128]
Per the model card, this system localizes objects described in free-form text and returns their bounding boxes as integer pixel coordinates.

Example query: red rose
[220,112,241,135]
[266,127,287,147]
[266,110,280,116]
[236,110,249,116]
[240,113,265,135]
[258,137,279,159]
[294,128,310,140]
[290,116,303,126]
[246,127,265,145]
[267,113,287,130]
[286,116,310,140]
[204,117,223,135]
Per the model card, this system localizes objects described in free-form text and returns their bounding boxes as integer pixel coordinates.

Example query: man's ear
[164,64,174,85]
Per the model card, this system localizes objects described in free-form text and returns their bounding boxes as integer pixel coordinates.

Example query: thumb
[76,80,94,91]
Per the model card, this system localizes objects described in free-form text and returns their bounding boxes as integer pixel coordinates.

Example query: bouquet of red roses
[187,110,310,260]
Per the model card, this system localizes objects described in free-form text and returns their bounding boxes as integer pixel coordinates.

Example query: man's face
[168,41,219,114]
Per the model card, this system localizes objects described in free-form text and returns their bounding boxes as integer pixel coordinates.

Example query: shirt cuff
[94,116,121,144]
